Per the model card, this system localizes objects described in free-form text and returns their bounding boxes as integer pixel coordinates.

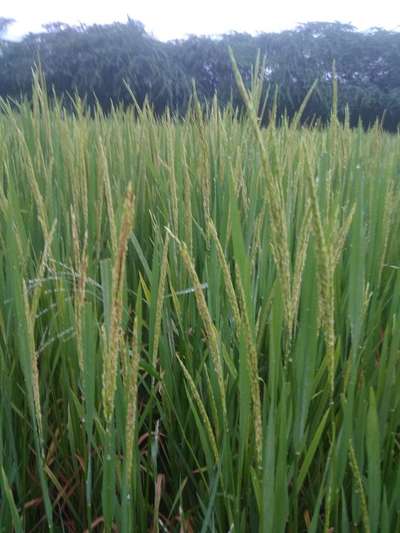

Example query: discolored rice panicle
[182,147,193,254]
[102,183,135,424]
[290,206,311,337]
[22,281,44,448]
[98,139,117,257]
[208,219,241,330]
[125,316,141,484]
[229,49,293,339]
[348,440,371,533]
[333,204,356,269]
[235,264,263,469]
[151,233,170,370]
[178,239,227,419]
[176,353,219,463]
[304,146,335,400]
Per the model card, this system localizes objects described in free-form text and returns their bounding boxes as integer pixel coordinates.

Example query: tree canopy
[1,19,399,130]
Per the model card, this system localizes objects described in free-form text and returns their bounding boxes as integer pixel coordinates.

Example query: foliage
[0,20,399,129]
[0,68,400,531]
[0,17,14,37]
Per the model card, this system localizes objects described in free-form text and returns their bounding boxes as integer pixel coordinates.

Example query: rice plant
[0,67,400,532]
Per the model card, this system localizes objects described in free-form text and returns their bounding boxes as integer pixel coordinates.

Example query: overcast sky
[2,0,399,41]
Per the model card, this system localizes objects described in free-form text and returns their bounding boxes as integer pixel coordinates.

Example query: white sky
[2,0,400,41]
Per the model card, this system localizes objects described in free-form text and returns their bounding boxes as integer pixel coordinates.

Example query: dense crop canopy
[0,71,400,531]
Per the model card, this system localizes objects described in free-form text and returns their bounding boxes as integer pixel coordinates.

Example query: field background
[1,69,400,532]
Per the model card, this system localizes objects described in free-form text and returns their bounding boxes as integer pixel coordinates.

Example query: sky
[2,0,399,41]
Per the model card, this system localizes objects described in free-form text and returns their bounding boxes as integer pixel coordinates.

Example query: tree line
[0,18,399,130]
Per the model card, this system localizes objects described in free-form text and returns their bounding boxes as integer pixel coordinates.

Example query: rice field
[1,66,400,532]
